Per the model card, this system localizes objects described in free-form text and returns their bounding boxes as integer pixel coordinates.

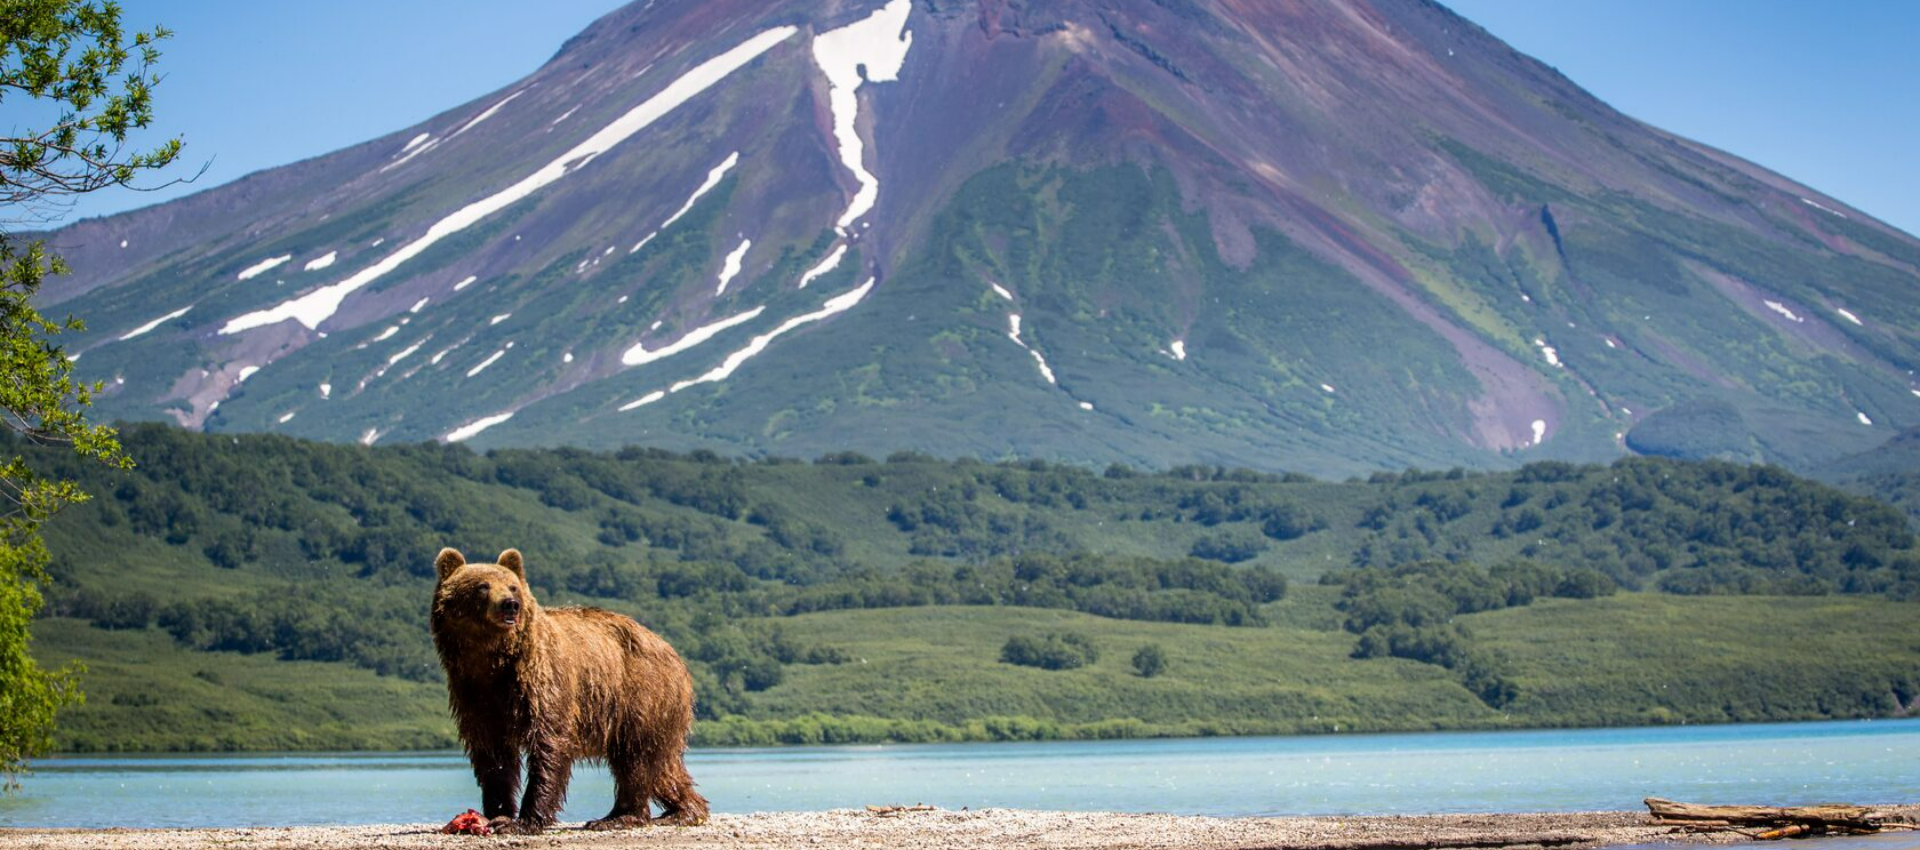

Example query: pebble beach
[0,807,1779,850]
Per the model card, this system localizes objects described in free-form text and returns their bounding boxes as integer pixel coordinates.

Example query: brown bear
[430,547,708,834]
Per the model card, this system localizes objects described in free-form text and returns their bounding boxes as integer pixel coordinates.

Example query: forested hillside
[25,425,1920,751]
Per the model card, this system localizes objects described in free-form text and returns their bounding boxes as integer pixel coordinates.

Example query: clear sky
[1445,0,1920,236]
[33,0,1920,237]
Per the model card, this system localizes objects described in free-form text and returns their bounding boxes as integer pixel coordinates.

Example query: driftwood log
[1645,798,1916,839]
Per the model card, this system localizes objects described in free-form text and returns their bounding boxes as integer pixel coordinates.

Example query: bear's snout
[497,595,522,626]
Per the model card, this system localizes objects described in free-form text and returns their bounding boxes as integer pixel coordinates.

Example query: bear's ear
[498,549,526,581]
[434,548,466,582]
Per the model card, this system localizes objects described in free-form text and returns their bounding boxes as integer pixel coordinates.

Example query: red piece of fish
[440,809,493,836]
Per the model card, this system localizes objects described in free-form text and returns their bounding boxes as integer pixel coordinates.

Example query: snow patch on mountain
[490,313,512,326]
[798,245,847,288]
[1006,316,1067,385]
[451,90,525,138]
[1530,419,1547,445]
[716,238,751,295]
[388,341,425,365]
[119,305,192,341]
[1858,412,1874,426]
[447,411,515,442]
[1169,339,1187,361]
[453,275,477,292]
[1836,307,1863,326]
[989,281,1014,301]
[1532,338,1562,367]
[813,0,914,232]
[410,297,431,313]
[382,137,438,172]
[619,390,667,412]
[1028,349,1057,384]
[467,343,513,378]
[303,251,337,272]
[652,152,739,241]
[219,26,798,336]
[622,307,766,367]
[671,279,876,391]
[237,366,260,382]
[1801,197,1847,219]
[401,133,430,152]
[236,255,291,281]
[1764,300,1804,323]
[1003,312,1058,384]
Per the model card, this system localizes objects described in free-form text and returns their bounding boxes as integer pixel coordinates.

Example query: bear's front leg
[497,735,572,834]
[469,743,520,821]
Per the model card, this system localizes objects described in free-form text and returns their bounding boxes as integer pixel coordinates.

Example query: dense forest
[23,424,1920,750]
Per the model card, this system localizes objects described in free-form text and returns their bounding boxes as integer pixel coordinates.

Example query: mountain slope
[40,0,1920,476]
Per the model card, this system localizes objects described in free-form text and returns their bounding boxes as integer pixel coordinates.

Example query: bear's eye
[508,583,519,593]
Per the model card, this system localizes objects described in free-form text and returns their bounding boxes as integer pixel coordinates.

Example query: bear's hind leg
[649,749,709,827]
[584,738,654,831]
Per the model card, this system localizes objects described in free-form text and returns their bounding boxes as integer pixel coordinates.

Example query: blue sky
[1446,0,1919,236]
[35,0,1920,236]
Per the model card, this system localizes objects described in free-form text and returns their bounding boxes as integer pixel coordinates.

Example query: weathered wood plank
[1643,798,1914,840]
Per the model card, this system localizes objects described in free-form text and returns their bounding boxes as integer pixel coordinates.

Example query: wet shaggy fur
[430,548,707,834]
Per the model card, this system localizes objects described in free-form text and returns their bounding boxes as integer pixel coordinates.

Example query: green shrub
[1189,531,1268,563]
[1132,643,1167,678]
[1001,632,1099,670]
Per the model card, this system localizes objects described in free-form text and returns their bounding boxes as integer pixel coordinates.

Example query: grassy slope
[22,427,1920,751]
[34,590,1920,751]
[1479,594,1920,726]
[747,593,1920,733]
[32,619,452,752]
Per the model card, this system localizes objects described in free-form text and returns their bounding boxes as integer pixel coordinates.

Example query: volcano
[41,0,1920,476]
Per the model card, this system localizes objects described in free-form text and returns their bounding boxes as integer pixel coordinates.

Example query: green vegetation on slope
[46,590,1920,751]
[1820,426,1920,525]
[1432,138,1917,472]
[22,424,1920,750]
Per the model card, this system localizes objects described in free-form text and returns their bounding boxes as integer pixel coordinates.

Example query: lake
[4,719,1917,828]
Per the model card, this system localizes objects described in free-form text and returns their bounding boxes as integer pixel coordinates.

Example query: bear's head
[430,548,537,641]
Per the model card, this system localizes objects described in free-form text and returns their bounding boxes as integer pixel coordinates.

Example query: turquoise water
[3,719,1917,828]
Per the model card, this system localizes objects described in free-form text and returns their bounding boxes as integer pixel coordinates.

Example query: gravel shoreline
[0,808,1773,850]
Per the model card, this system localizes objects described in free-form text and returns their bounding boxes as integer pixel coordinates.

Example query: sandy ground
[0,807,1788,850]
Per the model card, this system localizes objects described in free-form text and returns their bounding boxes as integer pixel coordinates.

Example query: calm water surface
[3,719,1917,828]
